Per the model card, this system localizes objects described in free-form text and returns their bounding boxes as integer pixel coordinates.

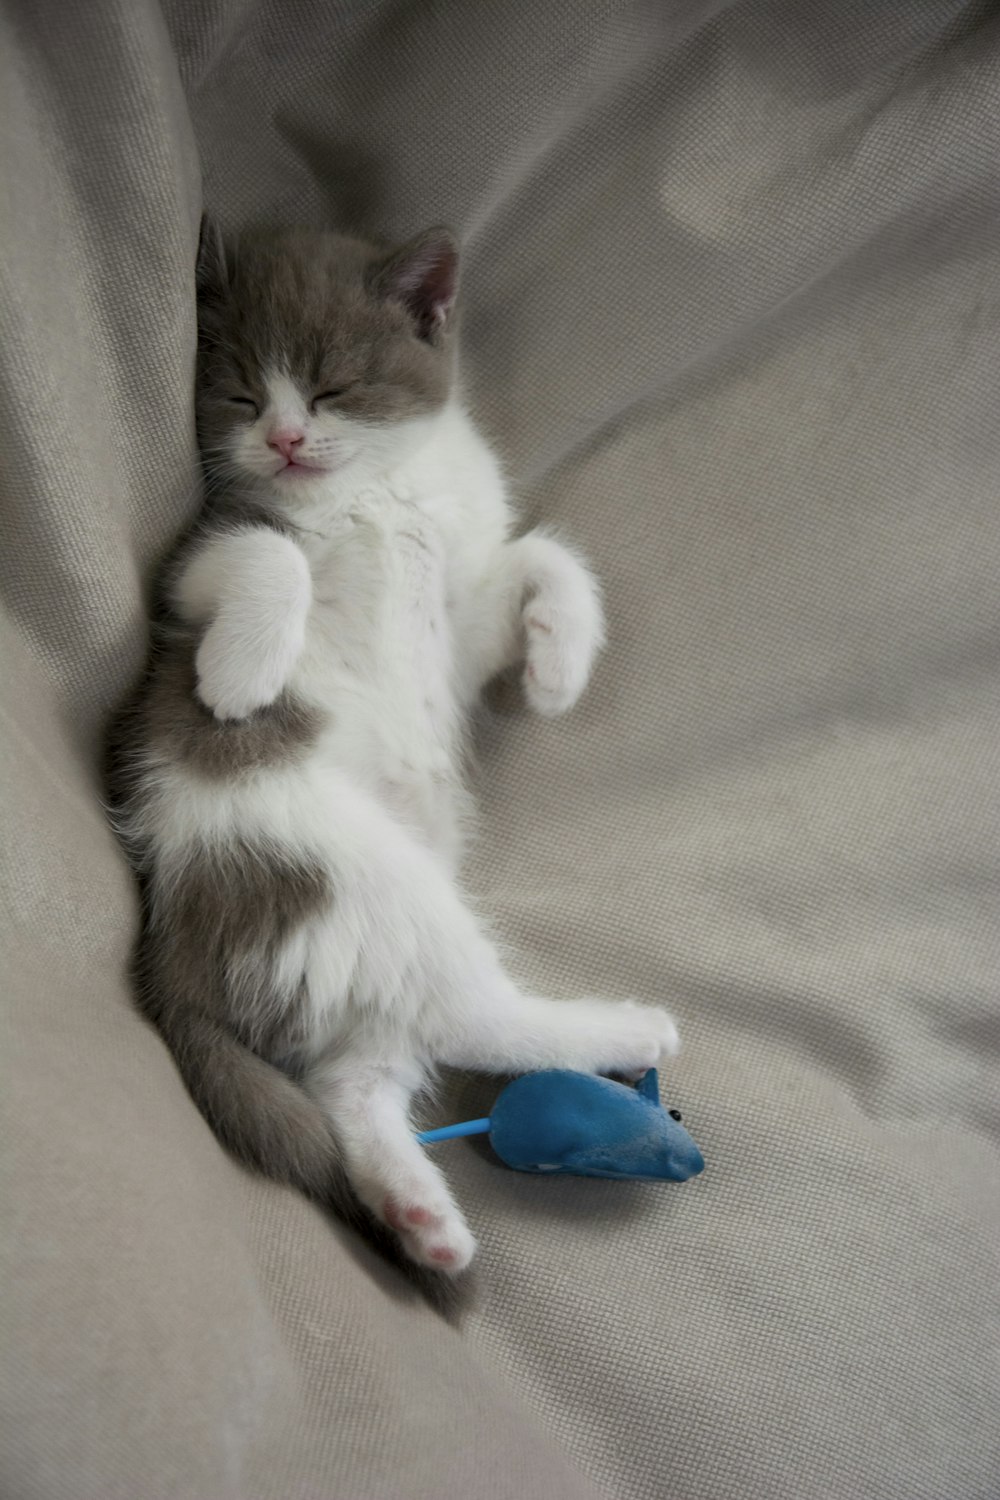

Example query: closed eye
[312,388,347,410]
[228,396,259,416]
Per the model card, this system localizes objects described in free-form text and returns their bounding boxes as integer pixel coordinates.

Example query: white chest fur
[293,492,464,849]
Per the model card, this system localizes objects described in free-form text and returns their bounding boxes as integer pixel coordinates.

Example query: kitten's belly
[308,659,463,846]
[291,504,465,852]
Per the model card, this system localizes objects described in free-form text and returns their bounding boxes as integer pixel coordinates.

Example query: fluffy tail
[152,1001,347,1202]
[143,1000,471,1318]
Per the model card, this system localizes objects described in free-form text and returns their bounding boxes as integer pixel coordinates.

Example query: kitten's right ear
[372,228,458,342]
[196,214,228,302]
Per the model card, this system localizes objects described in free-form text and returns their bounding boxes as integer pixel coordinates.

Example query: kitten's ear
[373,228,458,341]
[196,214,229,303]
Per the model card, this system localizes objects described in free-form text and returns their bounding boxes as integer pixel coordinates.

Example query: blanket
[2,2,999,1496]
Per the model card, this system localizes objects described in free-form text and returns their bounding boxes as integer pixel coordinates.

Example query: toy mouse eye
[668,1108,683,1122]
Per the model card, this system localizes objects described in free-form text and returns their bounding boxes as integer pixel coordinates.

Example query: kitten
[113,221,679,1285]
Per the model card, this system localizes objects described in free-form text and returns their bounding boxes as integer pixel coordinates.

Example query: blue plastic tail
[416,1117,492,1144]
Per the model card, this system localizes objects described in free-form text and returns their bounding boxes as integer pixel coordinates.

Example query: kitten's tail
[151,1001,346,1202]
[142,1000,470,1317]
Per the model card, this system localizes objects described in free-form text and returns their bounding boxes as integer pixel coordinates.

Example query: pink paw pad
[428,1245,458,1267]
[383,1196,436,1231]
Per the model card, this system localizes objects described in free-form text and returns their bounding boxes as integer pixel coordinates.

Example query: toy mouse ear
[637,1069,661,1103]
[373,227,458,342]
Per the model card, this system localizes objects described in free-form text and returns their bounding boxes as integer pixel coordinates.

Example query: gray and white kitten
[114,222,679,1285]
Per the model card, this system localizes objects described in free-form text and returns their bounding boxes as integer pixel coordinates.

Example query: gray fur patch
[133,832,473,1314]
[145,837,329,1061]
[136,625,322,781]
[196,225,457,457]
[122,836,342,1206]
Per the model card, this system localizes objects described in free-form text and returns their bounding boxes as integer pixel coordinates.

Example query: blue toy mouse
[417,1068,704,1183]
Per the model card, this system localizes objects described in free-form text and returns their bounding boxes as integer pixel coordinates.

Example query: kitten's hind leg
[433,984,681,1080]
[306,1052,476,1275]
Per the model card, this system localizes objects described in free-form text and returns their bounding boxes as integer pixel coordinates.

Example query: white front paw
[522,600,598,716]
[195,620,300,722]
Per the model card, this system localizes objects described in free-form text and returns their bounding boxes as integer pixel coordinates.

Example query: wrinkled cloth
[2,2,999,1497]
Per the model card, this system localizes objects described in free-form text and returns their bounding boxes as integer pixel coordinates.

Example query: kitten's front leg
[464,531,605,715]
[520,532,605,715]
[172,527,312,721]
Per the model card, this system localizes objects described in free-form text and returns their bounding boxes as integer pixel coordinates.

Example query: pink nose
[267,426,305,459]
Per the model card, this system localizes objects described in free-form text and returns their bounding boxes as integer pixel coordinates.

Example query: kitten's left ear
[373,228,458,341]
[196,214,229,303]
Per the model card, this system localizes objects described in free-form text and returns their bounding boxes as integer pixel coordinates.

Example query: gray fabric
[3,2,999,1497]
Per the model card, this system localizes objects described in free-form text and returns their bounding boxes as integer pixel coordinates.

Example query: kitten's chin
[259,462,355,509]
[274,464,330,482]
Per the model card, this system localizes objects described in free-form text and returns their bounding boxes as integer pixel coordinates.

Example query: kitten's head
[195,221,458,498]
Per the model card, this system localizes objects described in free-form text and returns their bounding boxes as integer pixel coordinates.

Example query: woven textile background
[2,3,999,1496]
